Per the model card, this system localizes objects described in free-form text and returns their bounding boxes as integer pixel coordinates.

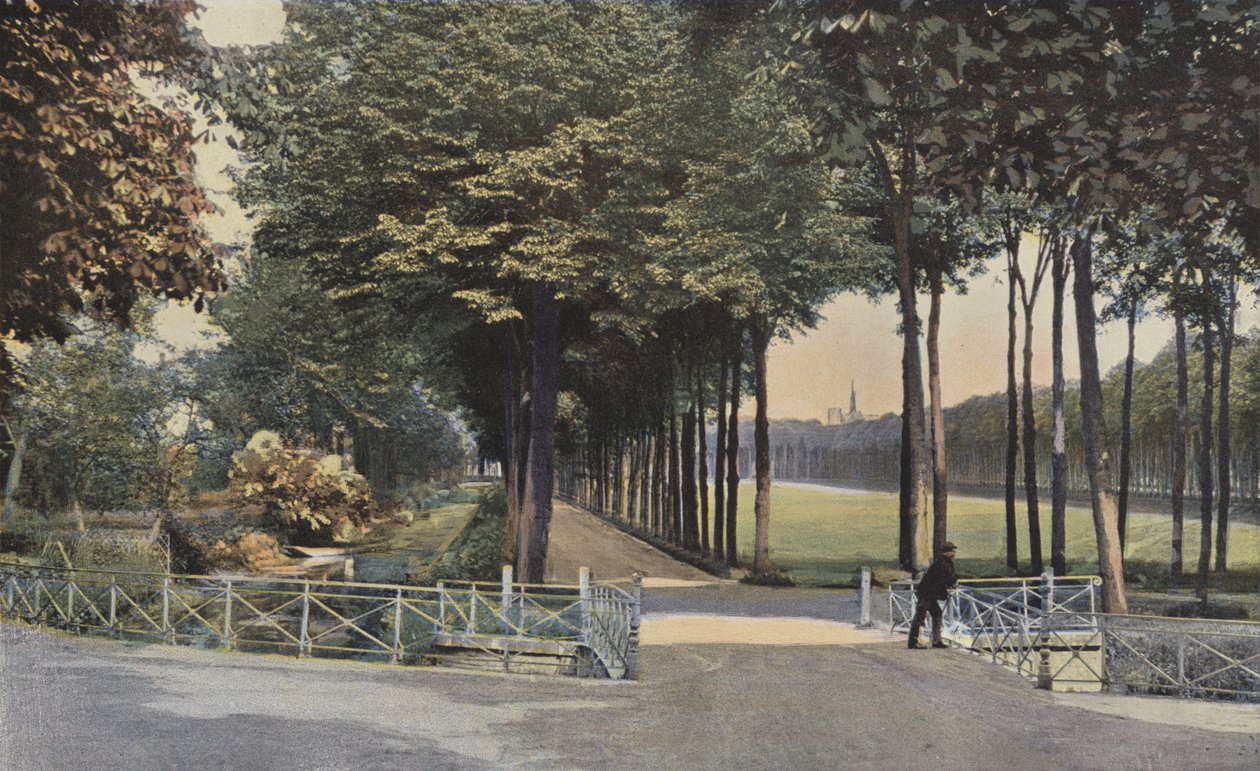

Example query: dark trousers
[909,597,943,644]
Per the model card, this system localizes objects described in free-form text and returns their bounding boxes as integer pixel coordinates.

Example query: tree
[916,196,996,553]
[0,1,224,393]
[216,2,681,582]
[660,19,882,573]
[786,2,1104,573]
[10,313,188,528]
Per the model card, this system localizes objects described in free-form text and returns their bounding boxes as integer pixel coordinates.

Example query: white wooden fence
[0,562,641,679]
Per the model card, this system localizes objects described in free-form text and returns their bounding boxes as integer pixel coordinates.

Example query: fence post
[4,572,13,613]
[626,573,642,680]
[162,577,172,643]
[1097,614,1109,692]
[66,572,75,626]
[468,585,477,633]
[391,587,403,664]
[436,582,445,635]
[859,566,872,628]
[1035,572,1053,689]
[222,580,233,649]
[1177,633,1186,690]
[579,567,591,645]
[501,565,513,636]
[298,581,310,658]
[108,576,117,636]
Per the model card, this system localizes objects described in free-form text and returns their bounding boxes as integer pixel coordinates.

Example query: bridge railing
[891,574,1260,701]
[0,561,640,679]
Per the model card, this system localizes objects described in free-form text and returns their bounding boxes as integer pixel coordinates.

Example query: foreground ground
[2,502,1257,769]
[3,621,1257,770]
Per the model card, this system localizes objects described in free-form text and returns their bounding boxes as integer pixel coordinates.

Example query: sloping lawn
[721,482,1259,589]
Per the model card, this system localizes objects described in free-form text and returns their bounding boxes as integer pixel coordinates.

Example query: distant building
[826,381,864,426]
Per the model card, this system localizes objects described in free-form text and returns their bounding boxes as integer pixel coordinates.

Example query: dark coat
[915,555,957,601]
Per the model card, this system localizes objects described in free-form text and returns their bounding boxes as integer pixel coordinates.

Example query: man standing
[908,541,958,649]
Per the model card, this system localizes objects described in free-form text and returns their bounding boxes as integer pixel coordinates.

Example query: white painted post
[579,567,591,645]
[162,577,172,643]
[436,581,445,635]
[391,587,403,664]
[626,573,642,680]
[222,580,233,649]
[108,576,117,635]
[468,585,477,633]
[66,573,74,626]
[1036,571,1053,690]
[501,565,513,635]
[298,582,310,658]
[859,566,872,627]
[4,573,13,613]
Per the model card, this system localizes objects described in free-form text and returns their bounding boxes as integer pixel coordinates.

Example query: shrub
[740,567,797,587]
[229,431,379,546]
[209,530,292,571]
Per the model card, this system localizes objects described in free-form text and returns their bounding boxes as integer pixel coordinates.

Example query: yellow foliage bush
[228,431,379,546]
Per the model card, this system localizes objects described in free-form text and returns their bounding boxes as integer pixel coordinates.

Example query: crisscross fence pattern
[0,562,641,680]
[891,574,1260,701]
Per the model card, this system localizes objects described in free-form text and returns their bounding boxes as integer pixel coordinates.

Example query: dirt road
[543,501,720,586]
[3,622,1257,770]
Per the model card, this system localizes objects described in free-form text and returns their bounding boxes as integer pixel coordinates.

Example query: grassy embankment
[719,482,1259,591]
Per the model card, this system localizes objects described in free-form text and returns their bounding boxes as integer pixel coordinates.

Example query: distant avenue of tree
[751,329,1260,507]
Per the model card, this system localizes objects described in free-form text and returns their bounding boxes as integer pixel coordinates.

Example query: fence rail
[891,575,1260,702]
[0,562,640,680]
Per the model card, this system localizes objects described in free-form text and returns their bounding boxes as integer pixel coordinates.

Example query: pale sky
[161,0,1258,419]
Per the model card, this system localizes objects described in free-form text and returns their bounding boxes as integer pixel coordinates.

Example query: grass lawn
[716,482,1260,590]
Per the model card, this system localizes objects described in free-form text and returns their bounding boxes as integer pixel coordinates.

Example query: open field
[716,482,1260,589]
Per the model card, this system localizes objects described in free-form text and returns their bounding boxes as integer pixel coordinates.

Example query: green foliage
[9,313,193,514]
[0,0,224,395]
[228,431,379,546]
[409,486,507,585]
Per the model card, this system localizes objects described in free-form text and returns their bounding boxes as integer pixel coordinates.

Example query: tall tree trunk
[1196,317,1215,603]
[1005,248,1020,575]
[725,342,741,567]
[1021,283,1043,573]
[2,425,28,523]
[1118,302,1138,553]
[1070,236,1128,614]
[714,354,728,563]
[751,318,773,572]
[893,204,929,574]
[681,401,698,549]
[503,329,521,568]
[669,404,681,545]
[660,420,670,536]
[1215,272,1236,588]
[927,270,948,552]
[1171,297,1188,587]
[696,365,710,557]
[521,284,561,584]
[65,457,85,533]
[1050,239,1069,576]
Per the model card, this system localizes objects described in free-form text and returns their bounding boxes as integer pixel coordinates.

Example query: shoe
[932,642,948,649]
[908,641,924,649]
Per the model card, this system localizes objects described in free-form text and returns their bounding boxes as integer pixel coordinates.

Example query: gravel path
[543,501,719,586]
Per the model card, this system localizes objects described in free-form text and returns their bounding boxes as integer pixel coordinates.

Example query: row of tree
[740,325,1260,591]
[2,3,1255,615]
